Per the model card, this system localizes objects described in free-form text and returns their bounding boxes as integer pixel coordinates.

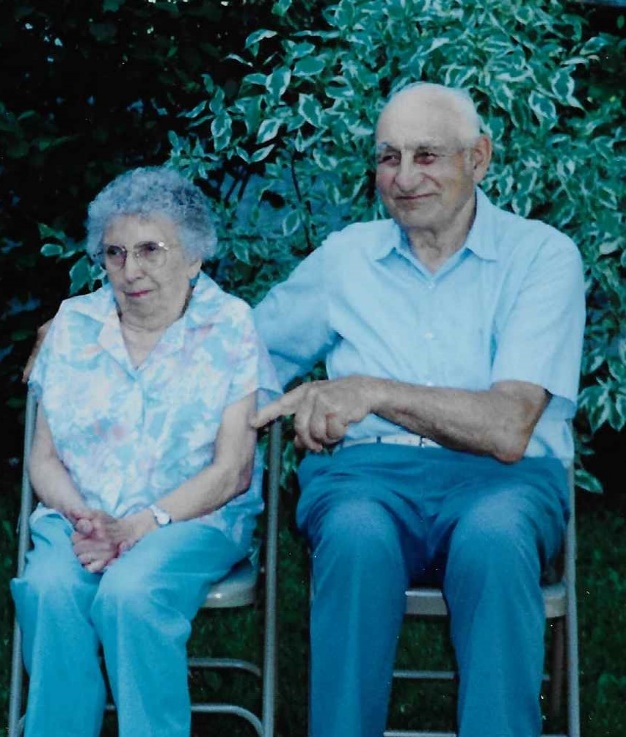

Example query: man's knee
[447,502,543,589]
[310,498,405,575]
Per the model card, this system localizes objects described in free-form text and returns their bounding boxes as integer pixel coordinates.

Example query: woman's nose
[121,251,145,279]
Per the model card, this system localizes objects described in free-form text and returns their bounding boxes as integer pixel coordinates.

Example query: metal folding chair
[8,389,281,737]
[386,465,580,737]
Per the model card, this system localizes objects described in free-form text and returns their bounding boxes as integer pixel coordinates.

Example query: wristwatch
[149,504,172,527]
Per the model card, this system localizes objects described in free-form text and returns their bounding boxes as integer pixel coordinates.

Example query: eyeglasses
[96,241,170,271]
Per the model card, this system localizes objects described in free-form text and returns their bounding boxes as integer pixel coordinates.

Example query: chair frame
[385,465,580,737]
[8,389,281,737]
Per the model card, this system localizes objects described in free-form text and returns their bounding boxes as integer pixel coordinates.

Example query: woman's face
[102,215,201,326]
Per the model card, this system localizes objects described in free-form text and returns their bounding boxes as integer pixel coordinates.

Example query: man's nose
[394,161,423,191]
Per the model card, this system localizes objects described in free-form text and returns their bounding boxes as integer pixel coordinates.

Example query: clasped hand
[69,508,153,574]
[252,376,374,452]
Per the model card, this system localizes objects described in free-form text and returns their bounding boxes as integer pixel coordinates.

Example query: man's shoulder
[320,218,398,257]
[480,190,580,259]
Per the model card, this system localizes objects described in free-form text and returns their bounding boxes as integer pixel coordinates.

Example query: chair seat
[405,580,567,619]
[203,540,261,609]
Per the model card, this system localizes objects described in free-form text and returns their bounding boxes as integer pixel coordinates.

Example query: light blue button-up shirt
[254,188,586,463]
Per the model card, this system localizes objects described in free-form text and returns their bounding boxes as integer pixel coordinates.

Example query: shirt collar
[68,271,224,328]
[374,187,499,264]
[68,272,226,369]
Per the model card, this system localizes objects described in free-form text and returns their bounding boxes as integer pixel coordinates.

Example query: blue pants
[297,445,569,737]
[10,513,249,737]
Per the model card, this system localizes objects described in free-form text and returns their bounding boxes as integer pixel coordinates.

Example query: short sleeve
[225,308,282,410]
[491,234,585,418]
[253,246,336,388]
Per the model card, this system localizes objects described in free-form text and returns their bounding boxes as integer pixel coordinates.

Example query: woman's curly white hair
[85,166,218,263]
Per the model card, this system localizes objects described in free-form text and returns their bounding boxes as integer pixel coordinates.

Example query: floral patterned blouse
[29,272,281,548]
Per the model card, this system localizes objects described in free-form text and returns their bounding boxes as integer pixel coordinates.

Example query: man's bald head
[377,83,482,145]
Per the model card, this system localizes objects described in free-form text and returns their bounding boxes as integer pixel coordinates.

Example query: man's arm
[252,376,549,463]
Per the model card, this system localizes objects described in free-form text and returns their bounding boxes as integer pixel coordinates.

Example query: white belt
[334,433,442,453]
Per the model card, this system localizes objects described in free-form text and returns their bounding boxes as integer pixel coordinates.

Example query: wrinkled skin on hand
[69,508,153,573]
[252,376,374,452]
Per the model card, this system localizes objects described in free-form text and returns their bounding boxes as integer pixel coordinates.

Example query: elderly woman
[10,166,280,737]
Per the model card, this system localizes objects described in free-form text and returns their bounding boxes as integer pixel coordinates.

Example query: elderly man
[252,82,585,737]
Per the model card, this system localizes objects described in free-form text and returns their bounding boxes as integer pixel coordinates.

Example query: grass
[1,460,626,736]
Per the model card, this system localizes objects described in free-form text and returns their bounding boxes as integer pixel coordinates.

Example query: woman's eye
[105,246,125,258]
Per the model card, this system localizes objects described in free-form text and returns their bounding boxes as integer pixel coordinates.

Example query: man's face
[375,90,490,240]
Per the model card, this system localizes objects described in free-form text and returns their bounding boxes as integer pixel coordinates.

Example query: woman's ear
[187,259,202,283]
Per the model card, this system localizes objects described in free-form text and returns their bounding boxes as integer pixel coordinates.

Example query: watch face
[151,505,171,526]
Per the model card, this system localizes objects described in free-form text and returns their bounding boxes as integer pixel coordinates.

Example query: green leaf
[245,29,278,53]
[575,468,604,494]
[266,68,292,101]
[290,42,316,59]
[282,210,301,236]
[528,91,557,129]
[233,96,263,136]
[598,239,622,256]
[293,56,326,77]
[211,113,232,151]
[579,35,611,58]
[273,0,293,17]
[69,257,93,295]
[41,243,64,257]
[102,0,126,11]
[297,94,323,127]
[551,68,582,109]
[257,118,282,144]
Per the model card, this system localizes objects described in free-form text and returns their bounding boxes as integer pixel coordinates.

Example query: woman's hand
[71,508,157,571]
[71,528,120,573]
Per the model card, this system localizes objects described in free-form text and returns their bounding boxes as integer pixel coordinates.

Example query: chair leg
[549,619,565,720]
[8,618,25,737]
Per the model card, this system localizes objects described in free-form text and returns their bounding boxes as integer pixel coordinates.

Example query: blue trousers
[297,445,569,737]
[10,513,249,737]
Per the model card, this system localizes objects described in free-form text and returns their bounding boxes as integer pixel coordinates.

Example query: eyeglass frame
[95,240,171,271]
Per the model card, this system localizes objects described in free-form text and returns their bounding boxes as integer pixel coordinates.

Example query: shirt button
[427,282,436,290]
[424,331,434,340]
[425,381,434,387]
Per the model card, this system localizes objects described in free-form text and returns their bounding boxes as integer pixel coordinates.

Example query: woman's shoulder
[55,285,115,323]
[188,273,253,327]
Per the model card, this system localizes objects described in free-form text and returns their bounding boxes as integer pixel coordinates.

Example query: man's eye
[415,152,438,165]
[378,153,400,165]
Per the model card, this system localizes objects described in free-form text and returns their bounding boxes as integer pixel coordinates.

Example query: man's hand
[22,320,52,382]
[251,376,377,452]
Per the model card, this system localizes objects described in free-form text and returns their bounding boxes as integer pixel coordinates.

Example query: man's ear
[471,134,492,184]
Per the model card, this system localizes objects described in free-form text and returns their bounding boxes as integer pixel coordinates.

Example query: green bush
[164,0,626,491]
